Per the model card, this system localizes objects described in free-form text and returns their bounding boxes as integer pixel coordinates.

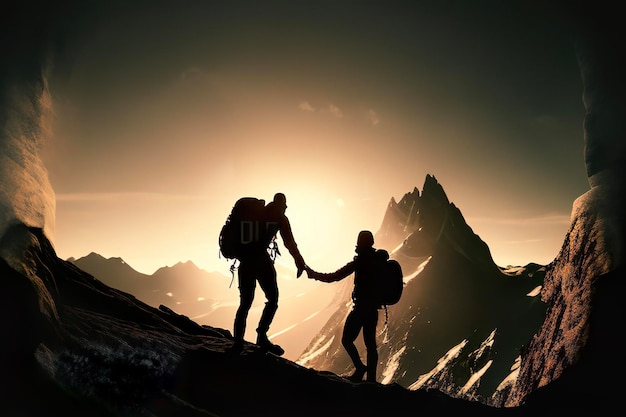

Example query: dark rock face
[510,266,625,411]
[504,189,616,407]
[298,175,546,406]
[503,2,626,409]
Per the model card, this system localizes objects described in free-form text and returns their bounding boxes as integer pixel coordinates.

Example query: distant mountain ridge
[69,250,342,361]
[69,253,235,308]
[68,253,150,299]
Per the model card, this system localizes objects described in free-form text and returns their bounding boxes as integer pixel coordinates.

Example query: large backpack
[374,249,404,307]
[219,197,271,261]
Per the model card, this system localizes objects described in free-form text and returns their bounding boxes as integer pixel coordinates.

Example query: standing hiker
[305,230,384,382]
[227,193,307,356]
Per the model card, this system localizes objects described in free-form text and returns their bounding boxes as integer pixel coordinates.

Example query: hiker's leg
[254,257,284,355]
[256,257,278,337]
[362,308,379,382]
[341,308,365,369]
[234,261,256,343]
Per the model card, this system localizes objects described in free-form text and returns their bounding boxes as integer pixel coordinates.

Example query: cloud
[179,66,205,81]
[368,109,380,126]
[327,104,343,118]
[298,100,343,119]
[298,101,315,112]
[56,192,209,202]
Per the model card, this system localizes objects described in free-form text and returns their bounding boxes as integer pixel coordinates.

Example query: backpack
[219,197,271,261]
[374,249,404,307]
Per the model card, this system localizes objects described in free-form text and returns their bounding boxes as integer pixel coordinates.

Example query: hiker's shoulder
[271,210,290,225]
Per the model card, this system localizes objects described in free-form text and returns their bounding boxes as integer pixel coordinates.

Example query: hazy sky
[40,1,589,274]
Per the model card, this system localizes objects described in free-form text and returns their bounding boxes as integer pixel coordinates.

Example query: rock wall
[505,3,626,407]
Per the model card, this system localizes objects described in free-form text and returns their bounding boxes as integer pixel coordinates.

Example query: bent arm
[278,215,305,266]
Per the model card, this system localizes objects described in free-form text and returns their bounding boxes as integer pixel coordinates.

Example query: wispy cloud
[56,192,210,202]
[179,66,205,81]
[298,100,315,112]
[327,104,343,118]
[298,100,343,119]
[368,109,380,126]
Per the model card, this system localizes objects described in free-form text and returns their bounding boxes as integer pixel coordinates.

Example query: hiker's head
[355,230,374,253]
[273,193,287,211]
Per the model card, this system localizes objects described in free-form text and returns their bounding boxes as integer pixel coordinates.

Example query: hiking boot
[256,335,285,356]
[346,365,367,382]
[227,340,244,355]
[366,365,377,383]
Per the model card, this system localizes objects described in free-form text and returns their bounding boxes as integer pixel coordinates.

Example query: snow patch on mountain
[408,339,468,390]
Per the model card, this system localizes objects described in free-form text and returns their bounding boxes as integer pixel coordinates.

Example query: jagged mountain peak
[422,173,449,205]
[376,174,496,272]
[375,175,439,252]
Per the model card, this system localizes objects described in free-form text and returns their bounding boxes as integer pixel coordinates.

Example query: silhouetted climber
[229,193,306,356]
[306,230,383,382]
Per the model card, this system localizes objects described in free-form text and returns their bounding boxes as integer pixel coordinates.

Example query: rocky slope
[1,222,525,416]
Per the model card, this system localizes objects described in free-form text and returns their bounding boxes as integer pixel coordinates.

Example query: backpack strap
[268,237,281,262]
[228,259,239,288]
[380,305,391,343]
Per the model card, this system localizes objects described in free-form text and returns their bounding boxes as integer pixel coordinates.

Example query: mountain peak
[70,251,144,280]
[375,174,459,256]
[155,259,199,274]
[77,252,128,265]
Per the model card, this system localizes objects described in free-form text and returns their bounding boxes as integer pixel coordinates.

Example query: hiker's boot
[256,334,285,356]
[347,364,367,382]
[365,362,377,382]
[227,339,244,354]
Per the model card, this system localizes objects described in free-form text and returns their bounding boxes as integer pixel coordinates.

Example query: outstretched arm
[305,261,355,283]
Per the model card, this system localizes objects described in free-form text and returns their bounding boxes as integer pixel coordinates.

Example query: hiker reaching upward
[229,192,306,356]
[306,230,385,383]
